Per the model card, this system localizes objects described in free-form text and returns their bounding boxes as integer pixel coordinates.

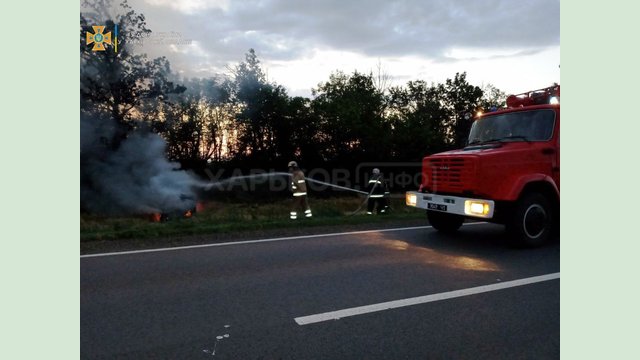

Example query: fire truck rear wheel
[508,193,553,247]
[427,211,464,233]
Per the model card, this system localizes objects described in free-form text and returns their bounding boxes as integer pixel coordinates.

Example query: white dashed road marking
[294,272,560,325]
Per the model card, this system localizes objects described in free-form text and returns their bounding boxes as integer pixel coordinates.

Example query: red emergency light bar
[506,84,560,108]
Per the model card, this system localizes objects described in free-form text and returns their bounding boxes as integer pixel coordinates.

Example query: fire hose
[304,177,387,216]
[203,173,389,215]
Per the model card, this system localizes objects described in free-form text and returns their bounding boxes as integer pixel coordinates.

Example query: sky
[121,0,560,98]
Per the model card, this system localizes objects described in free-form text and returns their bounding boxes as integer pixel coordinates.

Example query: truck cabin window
[468,109,555,145]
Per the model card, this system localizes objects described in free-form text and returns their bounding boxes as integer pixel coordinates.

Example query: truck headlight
[464,200,490,216]
[406,193,417,206]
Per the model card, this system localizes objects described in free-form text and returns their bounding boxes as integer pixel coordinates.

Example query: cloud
[121,0,559,95]
[132,0,558,60]
[144,0,230,13]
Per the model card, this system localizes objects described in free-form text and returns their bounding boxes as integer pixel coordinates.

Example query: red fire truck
[405,84,560,246]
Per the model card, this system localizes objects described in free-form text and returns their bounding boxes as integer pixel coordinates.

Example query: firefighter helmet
[372,168,380,175]
[288,161,298,168]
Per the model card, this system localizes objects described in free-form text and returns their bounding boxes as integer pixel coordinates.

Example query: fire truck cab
[405,85,560,247]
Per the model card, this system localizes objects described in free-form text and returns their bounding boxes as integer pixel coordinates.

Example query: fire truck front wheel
[427,210,464,233]
[507,193,554,247]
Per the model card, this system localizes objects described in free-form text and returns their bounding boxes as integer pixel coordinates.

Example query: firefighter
[366,168,390,215]
[288,161,312,220]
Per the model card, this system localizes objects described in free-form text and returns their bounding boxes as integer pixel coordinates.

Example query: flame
[150,213,162,222]
[184,210,193,218]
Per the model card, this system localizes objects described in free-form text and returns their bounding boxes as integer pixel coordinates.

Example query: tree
[285,96,324,165]
[441,72,484,147]
[230,49,269,159]
[147,76,235,166]
[479,83,507,111]
[80,0,184,148]
[387,80,450,160]
[312,71,389,163]
[372,59,392,95]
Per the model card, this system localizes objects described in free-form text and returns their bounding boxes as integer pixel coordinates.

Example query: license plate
[427,203,447,211]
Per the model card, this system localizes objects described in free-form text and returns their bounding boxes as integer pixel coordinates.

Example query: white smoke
[81,116,202,215]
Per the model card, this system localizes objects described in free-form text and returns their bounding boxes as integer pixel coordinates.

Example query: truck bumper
[405,191,495,219]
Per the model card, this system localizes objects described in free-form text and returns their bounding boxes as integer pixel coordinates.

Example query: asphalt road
[81,223,560,359]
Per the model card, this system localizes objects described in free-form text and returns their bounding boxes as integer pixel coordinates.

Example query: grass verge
[81,196,426,243]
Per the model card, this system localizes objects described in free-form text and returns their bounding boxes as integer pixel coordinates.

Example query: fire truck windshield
[467,109,556,145]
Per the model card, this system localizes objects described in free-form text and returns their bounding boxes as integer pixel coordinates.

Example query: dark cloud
[132,0,560,58]
[121,0,558,80]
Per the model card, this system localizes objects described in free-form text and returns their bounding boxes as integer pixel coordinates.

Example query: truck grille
[426,157,474,193]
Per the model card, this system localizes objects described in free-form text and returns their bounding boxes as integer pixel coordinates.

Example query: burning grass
[80,196,425,242]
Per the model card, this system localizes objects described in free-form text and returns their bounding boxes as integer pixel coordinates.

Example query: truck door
[552,118,560,189]
[537,108,560,189]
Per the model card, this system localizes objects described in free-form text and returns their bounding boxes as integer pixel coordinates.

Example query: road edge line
[81,222,487,258]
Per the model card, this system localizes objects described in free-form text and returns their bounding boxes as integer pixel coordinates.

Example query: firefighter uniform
[366,168,390,214]
[288,161,312,220]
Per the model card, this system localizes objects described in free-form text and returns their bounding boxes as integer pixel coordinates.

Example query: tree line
[81,0,506,189]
